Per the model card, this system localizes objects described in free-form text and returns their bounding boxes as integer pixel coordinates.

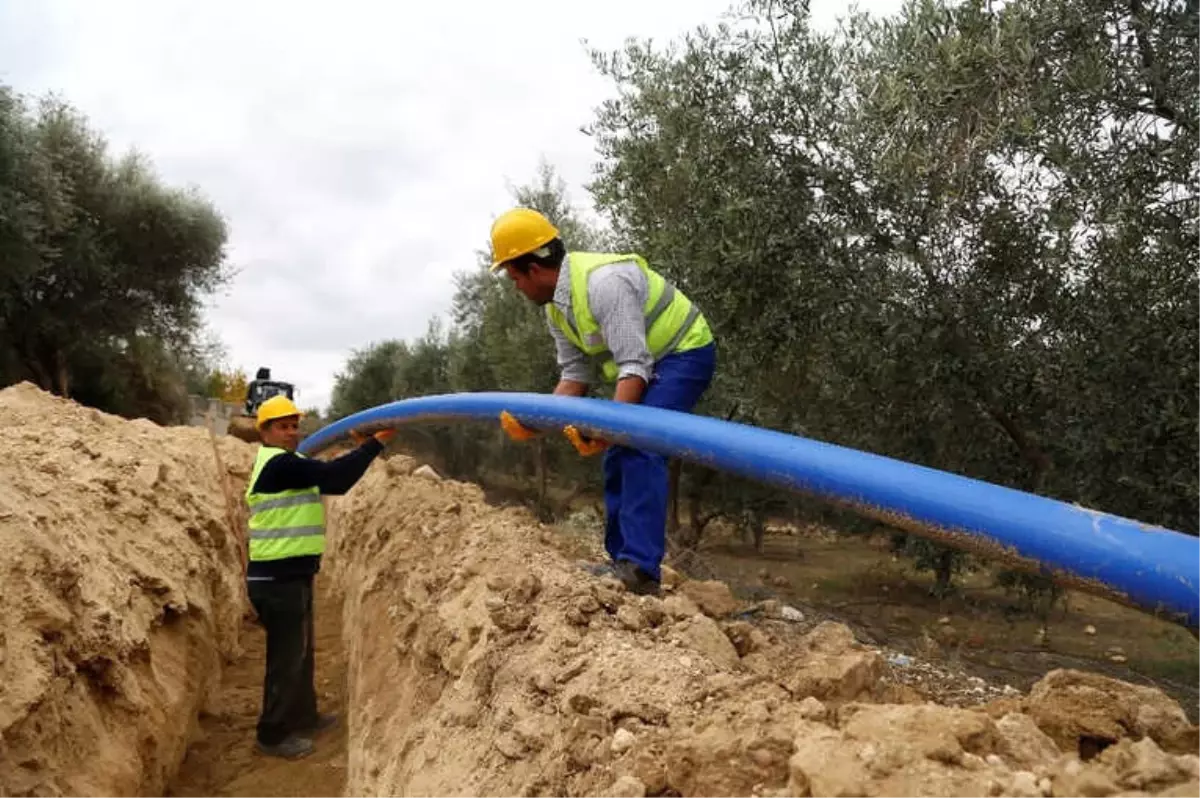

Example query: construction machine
[227,367,296,443]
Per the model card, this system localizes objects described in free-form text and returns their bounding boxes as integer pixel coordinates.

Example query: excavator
[227,367,296,443]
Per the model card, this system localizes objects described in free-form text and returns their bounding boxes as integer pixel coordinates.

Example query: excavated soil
[328,457,1200,798]
[2,382,1198,798]
[0,382,254,795]
[165,576,348,797]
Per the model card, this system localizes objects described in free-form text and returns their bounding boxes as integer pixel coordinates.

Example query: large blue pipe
[299,392,1199,628]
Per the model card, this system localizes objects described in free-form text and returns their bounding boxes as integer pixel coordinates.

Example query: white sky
[0,0,899,413]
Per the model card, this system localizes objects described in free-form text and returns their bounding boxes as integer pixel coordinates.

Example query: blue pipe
[300,392,1200,628]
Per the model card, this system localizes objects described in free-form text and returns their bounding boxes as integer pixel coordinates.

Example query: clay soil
[165,576,348,797]
[0,383,253,796]
[522,474,1200,721]
[680,528,1200,718]
[324,457,1200,797]
[3,383,1198,798]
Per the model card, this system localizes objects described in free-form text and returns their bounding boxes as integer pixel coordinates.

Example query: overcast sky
[0,0,898,413]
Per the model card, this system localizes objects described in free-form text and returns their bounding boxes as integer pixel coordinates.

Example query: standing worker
[491,207,716,596]
[245,395,394,759]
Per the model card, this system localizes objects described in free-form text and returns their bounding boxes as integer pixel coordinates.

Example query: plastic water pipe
[299,392,1200,629]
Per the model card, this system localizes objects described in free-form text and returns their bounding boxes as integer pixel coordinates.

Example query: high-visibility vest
[545,252,713,382]
[244,446,325,561]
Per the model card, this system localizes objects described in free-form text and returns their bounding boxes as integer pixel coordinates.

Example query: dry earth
[2,382,1196,798]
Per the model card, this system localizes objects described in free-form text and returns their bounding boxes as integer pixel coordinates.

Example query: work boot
[613,560,661,596]
[256,734,314,760]
[305,713,338,736]
[579,560,619,579]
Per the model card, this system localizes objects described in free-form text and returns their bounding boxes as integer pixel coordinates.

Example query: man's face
[503,263,556,306]
[260,415,301,451]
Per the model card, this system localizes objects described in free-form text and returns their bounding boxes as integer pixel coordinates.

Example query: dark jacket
[246,438,383,580]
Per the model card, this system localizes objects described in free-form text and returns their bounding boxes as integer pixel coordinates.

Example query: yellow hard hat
[489,207,559,271]
[255,395,303,429]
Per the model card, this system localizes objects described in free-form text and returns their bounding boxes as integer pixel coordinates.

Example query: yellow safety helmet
[255,395,303,429]
[489,207,559,271]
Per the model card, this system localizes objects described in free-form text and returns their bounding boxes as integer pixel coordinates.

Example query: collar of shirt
[552,253,573,310]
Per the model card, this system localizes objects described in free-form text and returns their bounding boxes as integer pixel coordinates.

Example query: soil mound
[0,383,254,796]
[3,381,1195,798]
[328,457,1200,798]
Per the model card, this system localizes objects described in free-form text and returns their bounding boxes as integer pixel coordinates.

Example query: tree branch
[1128,0,1195,134]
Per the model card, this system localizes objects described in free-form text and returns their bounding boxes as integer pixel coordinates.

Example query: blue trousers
[603,343,716,581]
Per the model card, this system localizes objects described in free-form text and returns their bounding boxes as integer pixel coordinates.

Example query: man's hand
[500,411,541,442]
[350,427,396,446]
[564,425,609,456]
[613,375,647,404]
[553,379,589,397]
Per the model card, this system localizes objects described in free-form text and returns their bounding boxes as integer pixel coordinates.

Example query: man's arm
[589,264,652,404]
[547,316,592,396]
[252,439,384,496]
[554,379,589,397]
[612,375,646,403]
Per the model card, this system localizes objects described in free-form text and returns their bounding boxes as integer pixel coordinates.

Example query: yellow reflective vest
[544,252,713,382]
[244,446,325,561]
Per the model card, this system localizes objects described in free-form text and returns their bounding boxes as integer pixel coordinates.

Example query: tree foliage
[331,0,1197,572]
[583,0,1197,538]
[0,85,230,422]
[329,164,607,508]
[207,368,249,405]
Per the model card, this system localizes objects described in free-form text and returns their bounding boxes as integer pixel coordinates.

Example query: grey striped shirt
[547,254,654,384]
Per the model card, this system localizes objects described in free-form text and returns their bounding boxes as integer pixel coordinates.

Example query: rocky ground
[326,456,1200,797]
[2,381,1196,798]
[0,383,254,795]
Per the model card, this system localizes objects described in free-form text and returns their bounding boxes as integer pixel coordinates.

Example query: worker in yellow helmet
[491,207,716,596]
[244,395,395,759]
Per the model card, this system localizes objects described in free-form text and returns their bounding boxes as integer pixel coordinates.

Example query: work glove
[564,425,609,457]
[499,410,541,442]
[350,427,396,446]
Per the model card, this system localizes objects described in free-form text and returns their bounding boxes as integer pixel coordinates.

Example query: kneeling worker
[245,395,394,759]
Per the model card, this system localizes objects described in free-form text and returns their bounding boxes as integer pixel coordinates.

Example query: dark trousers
[247,576,319,745]
[603,343,717,581]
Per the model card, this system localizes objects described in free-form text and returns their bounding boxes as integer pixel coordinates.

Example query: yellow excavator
[227,367,296,443]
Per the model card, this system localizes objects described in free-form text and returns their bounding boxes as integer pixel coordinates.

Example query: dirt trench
[0,383,252,795]
[3,381,1199,798]
[325,457,1200,797]
[165,576,348,797]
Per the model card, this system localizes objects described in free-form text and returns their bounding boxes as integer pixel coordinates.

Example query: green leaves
[0,86,229,422]
[328,165,607,492]
[585,0,1197,534]
[320,0,1196,543]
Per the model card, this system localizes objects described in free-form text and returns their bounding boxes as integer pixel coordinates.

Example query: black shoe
[580,560,619,579]
[305,713,338,736]
[613,560,661,596]
[257,734,314,760]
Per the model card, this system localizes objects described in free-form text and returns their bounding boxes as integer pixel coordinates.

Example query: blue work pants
[603,343,716,581]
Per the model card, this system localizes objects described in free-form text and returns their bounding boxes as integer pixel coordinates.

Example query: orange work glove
[499,411,541,442]
[350,427,396,446]
[564,425,609,457]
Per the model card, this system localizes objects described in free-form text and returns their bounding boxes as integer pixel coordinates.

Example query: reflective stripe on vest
[545,252,714,382]
[244,446,326,561]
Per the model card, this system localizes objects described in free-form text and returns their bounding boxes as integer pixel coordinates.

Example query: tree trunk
[23,354,52,392]
[912,246,1054,492]
[933,550,954,597]
[55,351,71,398]
[667,459,682,537]
[536,440,548,505]
[980,401,1052,492]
